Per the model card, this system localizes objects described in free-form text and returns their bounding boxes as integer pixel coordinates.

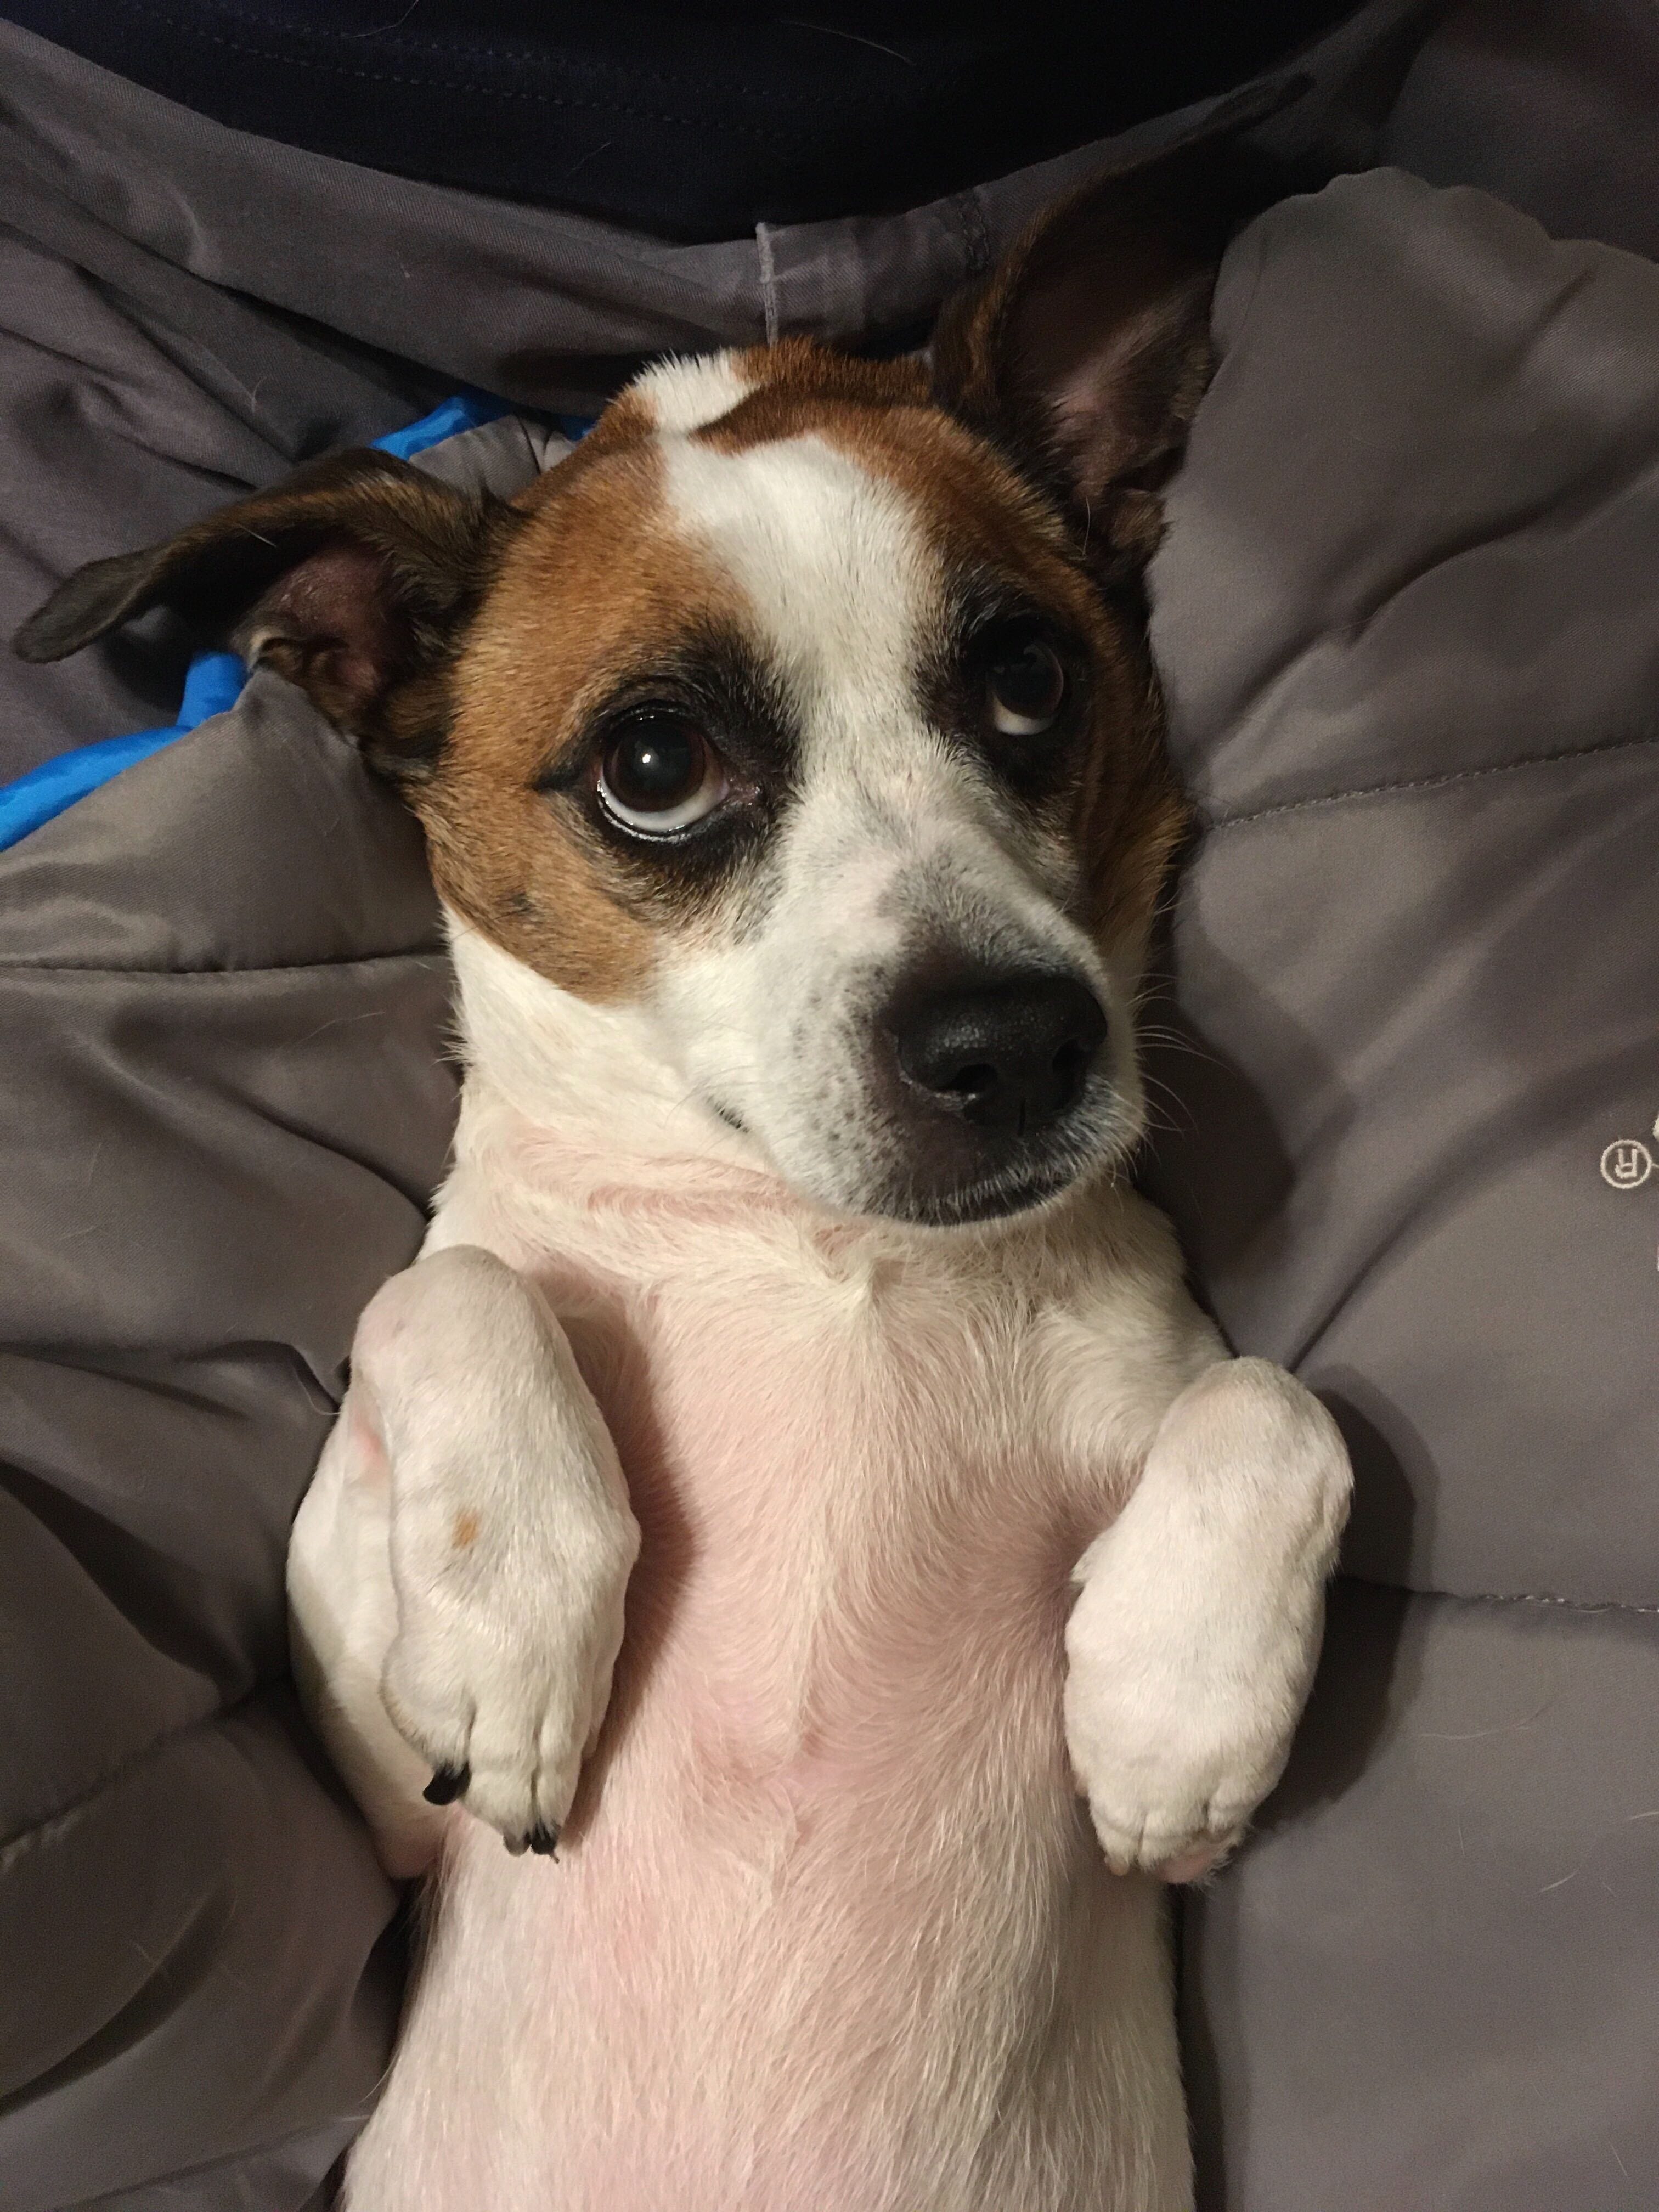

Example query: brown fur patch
[721,338,929,415]
[451,1509,481,1551]
[410,429,754,1002]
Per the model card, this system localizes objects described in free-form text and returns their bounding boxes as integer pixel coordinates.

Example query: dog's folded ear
[932,80,1298,580]
[13,447,522,775]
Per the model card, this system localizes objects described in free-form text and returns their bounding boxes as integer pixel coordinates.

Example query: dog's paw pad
[1152,1839,1234,1885]
[1084,1797,1251,1883]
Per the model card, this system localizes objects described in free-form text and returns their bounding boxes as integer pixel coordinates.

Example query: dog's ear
[932,83,1294,580]
[13,447,522,776]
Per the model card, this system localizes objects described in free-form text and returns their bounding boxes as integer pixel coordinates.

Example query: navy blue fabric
[0,1,1364,241]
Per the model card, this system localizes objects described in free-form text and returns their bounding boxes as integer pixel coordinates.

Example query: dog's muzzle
[873,959,1112,1224]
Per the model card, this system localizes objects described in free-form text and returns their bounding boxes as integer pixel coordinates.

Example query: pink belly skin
[341,1252,1189,2212]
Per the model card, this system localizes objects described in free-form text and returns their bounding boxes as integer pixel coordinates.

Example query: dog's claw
[527,1822,561,1858]
[423,1763,470,1806]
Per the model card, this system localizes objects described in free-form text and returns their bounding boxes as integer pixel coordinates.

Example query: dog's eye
[597,715,729,834]
[986,634,1067,737]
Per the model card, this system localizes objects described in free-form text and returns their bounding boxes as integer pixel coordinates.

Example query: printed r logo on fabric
[1600,1137,1655,1190]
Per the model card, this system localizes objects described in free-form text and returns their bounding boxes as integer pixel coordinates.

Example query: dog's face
[18,142,1246,1225]
[417,345,1183,1223]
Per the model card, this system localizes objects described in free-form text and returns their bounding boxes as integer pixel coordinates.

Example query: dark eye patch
[532,618,799,916]
[919,580,1091,806]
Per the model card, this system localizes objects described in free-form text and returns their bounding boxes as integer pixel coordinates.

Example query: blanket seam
[1200,730,1659,832]
[1342,1572,1659,1619]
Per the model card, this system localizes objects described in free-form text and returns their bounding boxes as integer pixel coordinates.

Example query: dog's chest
[372,1164,1187,2209]
[523,1205,1120,1809]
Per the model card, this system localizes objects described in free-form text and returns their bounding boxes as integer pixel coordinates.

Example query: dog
[19,122,1351,2212]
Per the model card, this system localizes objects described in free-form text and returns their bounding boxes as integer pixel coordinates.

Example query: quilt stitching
[1203,730,1659,833]
[1346,1573,1659,1619]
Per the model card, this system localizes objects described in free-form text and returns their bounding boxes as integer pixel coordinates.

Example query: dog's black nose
[889,970,1107,1138]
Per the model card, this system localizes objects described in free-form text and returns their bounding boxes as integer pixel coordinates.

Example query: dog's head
[16,136,1259,1227]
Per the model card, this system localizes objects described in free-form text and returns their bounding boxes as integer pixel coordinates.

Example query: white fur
[289,1246,639,1872]
[634,353,754,433]
[1065,1359,1349,1876]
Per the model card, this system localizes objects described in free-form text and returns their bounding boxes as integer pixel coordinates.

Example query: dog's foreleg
[287,1244,640,1875]
[1063,1356,1350,1883]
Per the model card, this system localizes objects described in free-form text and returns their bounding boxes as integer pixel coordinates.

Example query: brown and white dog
[20,128,1349,2212]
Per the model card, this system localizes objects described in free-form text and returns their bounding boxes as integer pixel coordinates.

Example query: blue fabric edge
[0,389,546,854]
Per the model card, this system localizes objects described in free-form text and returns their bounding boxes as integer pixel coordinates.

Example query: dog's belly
[344,1233,1190,2211]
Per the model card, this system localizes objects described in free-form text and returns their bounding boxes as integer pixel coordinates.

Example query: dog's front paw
[1062,1606,1291,1882]
[1063,1358,1349,1882]
[382,1483,639,1853]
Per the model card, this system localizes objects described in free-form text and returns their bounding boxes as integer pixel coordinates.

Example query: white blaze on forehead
[658,430,939,720]
[623,419,1139,1218]
[656,424,1074,943]
[633,354,752,434]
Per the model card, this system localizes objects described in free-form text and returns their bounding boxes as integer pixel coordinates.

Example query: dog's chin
[865,1095,1137,1231]
[788,1139,1121,1233]
[873,1159,1094,1231]
[706,1088,1132,1232]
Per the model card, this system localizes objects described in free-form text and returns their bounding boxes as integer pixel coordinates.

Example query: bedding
[1146,169,1659,2210]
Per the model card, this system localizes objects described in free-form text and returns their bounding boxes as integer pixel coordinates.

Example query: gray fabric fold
[1184,1579,1659,2211]
[2,1693,402,2212]
[1,670,459,2209]
[1139,168,1659,2208]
